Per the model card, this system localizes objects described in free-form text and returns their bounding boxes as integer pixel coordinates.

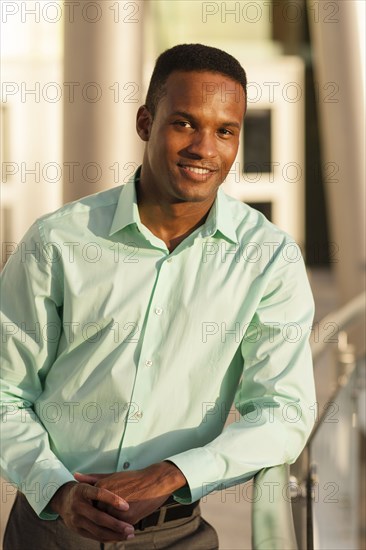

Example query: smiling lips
[177,163,218,177]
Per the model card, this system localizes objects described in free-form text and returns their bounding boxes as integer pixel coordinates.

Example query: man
[1,44,316,549]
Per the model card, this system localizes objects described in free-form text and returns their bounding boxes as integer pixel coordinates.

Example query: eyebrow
[170,111,241,130]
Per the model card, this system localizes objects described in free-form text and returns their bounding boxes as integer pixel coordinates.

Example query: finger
[74,472,108,484]
[77,502,135,541]
[96,501,126,520]
[79,483,129,511]
[76,521,134,543]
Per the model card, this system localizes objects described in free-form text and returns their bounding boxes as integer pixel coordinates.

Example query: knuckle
[112,518,124,532]
[94,487,104,502]
[94,527,112,542]
[69,501,78,514]
[77,483,87,498]
[121,512,132,524]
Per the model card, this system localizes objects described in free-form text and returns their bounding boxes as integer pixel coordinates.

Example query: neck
[136,175,216,253]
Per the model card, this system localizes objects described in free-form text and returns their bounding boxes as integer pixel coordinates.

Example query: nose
[186,130,218,159]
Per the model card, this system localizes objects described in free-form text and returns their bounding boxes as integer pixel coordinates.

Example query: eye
[173,120,193,128]
[218,128,233,137]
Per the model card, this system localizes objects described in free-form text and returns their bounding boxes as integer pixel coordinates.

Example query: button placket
[115,253,179,473]
[121,255,173,462]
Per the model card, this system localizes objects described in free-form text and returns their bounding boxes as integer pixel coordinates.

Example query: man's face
[137,70,246,204]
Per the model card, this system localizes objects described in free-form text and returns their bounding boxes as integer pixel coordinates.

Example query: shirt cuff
[23,459,76,519]
[166,447,221,504]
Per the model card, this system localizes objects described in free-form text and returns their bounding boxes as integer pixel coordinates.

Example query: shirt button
[155,307,163,315]
[135,411,143,419]
[167,258,172,263]
[145,359,153,367]
[123,461,130,469]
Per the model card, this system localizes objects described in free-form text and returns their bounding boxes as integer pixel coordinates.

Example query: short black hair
[145,43,247,117]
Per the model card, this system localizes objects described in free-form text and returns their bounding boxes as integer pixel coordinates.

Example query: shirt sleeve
[167,243,316,503]
[0,222,75,518]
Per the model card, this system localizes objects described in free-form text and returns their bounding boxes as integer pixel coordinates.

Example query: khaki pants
[3,493,219,550]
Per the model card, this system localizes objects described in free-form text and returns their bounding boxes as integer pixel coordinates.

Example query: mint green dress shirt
[1,169,316,519]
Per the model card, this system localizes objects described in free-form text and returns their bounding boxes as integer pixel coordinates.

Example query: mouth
[177,163,218,181]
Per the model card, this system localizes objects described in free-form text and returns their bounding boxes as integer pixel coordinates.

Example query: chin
[175,188,217,203]
[164,170,219,203]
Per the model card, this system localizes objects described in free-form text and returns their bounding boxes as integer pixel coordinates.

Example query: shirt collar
[109,167,142,236]
[202,187,238,244]
[109,167,238,244]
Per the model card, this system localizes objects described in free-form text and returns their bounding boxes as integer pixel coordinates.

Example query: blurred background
[1,1,365,548]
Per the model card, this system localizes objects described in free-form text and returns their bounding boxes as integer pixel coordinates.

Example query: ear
[136,105,153,142]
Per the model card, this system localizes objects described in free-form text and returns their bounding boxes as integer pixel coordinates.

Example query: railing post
[252,464,298,549]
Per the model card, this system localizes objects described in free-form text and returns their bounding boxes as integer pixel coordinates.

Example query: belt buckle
[137,517,148,532]
[135,509,160,532]
[134,499,197,531]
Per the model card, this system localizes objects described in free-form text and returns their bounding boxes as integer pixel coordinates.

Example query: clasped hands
[50,461,187,543]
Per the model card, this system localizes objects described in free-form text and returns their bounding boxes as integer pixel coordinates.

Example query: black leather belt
[133,496,200,531]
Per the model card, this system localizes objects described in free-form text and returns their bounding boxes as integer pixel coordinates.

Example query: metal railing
[293,291,365,550]
[310,292,365,360]
[251,292,365,550]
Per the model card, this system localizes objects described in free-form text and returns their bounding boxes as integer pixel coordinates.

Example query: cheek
[148,134,170,163]
[220,141,239,163]
[153,130,181,155]
[166,131,190,153]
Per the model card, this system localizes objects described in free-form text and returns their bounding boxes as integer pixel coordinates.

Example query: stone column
[63,0,144,202]
[308,0,365,303]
